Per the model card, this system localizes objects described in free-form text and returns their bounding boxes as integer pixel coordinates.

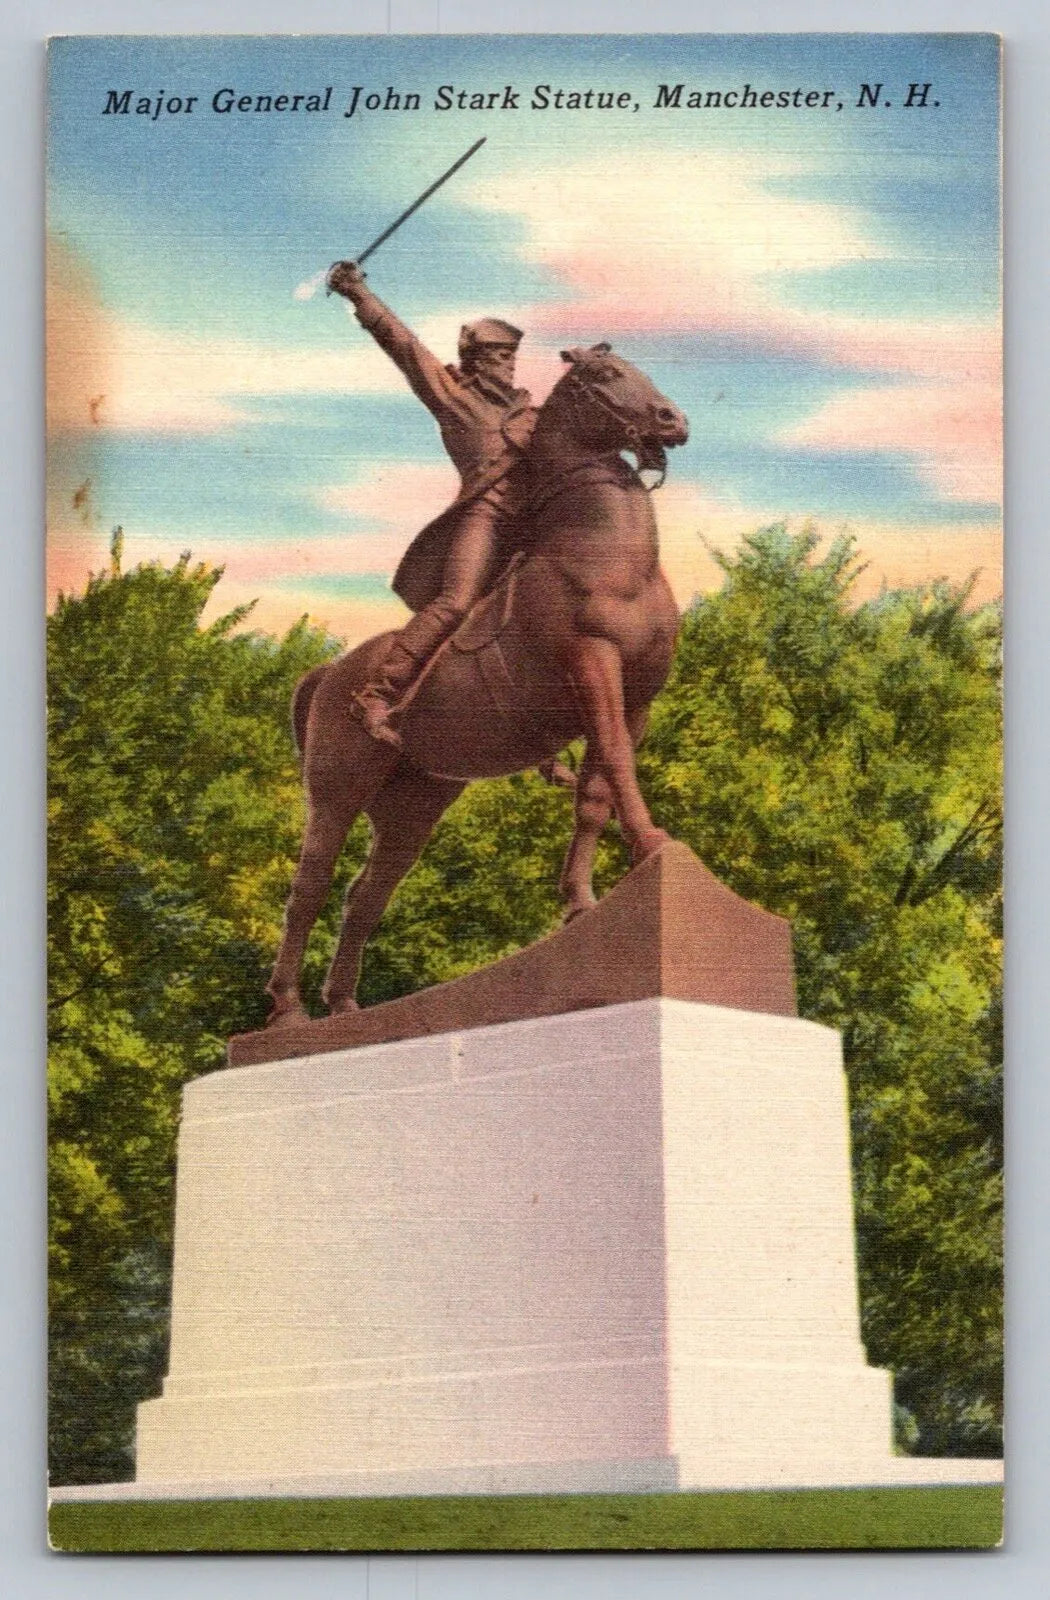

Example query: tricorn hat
[458,318,524,362]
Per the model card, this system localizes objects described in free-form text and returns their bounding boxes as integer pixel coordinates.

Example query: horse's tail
[291,664,330,758]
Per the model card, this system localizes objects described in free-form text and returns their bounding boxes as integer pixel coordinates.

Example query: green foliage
[49,1485,1004,1553]
[48,540,340,1481]
[48,526,1002,1481]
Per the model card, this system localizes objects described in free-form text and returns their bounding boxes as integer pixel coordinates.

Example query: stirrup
[350,688,404,749]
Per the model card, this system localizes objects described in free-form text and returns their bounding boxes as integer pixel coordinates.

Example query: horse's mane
[532,343,617,432]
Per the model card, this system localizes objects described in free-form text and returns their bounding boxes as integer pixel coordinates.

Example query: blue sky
[47,32,1001,637]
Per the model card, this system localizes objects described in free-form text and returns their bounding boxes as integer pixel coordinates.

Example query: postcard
[46,32,1003,1552]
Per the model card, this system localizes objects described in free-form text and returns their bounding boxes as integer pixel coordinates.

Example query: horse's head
[551,344,689,483]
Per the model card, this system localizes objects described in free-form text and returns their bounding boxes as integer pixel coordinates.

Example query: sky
[46,32,1001,642]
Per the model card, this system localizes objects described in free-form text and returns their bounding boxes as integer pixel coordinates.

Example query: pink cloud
[779,380,1002,505]
[652,480,1000,608]
[467,153,999,384]
[466,150,1000,501]
[45,459,457,636]
[316,461,459,546]
[47,237,428,438]
[47,528,111,605]
[208,580,407,646]
[48,476,1001,649]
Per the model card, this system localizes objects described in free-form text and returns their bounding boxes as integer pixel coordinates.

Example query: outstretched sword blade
[327,136,487,290]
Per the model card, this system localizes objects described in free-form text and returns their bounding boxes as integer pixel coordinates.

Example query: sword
[327,136,487,291]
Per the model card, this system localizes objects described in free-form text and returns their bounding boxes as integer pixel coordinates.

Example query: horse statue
[266,343,689,1024]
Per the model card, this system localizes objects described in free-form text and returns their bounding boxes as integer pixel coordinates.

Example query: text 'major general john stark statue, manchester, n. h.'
[326,259,538,746]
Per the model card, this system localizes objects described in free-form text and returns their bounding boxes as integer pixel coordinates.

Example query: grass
[49,1484,1003,1553]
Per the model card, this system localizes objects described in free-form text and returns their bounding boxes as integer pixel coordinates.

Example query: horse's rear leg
[267,797,357,1024]
[322,768,465,1014]
[567,638,669,865]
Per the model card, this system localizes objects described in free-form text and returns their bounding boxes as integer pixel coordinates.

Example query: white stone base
[108,1000,1000,1499]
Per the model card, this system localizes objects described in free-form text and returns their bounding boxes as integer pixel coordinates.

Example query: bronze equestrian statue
[266,340,689,1025]
[327,259,538,746]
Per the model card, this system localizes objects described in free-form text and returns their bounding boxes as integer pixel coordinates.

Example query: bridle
[560,359,669,491]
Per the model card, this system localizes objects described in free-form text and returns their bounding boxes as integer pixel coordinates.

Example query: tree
[48,539,340,1481]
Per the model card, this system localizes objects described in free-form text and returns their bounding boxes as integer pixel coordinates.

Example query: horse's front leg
[559,707,659,918]
[566,636,669,866]
[559,755,613,920]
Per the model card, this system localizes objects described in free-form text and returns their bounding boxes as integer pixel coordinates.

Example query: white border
[5,4,1046,1595]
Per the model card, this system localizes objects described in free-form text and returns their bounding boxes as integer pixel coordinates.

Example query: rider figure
[326,260,537,747]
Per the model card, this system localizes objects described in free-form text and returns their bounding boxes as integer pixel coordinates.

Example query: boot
[351,605,460,748]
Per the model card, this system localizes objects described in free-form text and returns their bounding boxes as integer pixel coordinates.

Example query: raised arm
[326,261,462,421]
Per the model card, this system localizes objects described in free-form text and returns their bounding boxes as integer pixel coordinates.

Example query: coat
[351,286,537,611]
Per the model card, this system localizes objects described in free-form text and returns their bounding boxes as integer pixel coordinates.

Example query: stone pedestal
[120,848,999,1498]
[137,997,906,1493]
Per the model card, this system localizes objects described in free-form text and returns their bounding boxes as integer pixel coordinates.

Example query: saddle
[449,553,525,655]
[437,553,542,731]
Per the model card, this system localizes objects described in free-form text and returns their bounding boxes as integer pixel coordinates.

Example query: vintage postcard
[46,33,1003,1552]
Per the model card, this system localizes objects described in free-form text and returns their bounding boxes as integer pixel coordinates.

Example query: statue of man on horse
[264,143,690,1026]
[326,259,538,748]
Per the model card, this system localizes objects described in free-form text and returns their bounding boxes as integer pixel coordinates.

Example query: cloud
[463,151,999,375]
[777,380,1002,505]
[652,480,1001,608]
[464,150,883,337]
[317,459,459,537]
[46,241,115,435]
[839,520,1000,603]
[47,473,1001,653]
[213,579,408,646]
[47,141,1001,639]
[47,238,482,436]
[45,456,461,643]
[462,151,1000,507]
[45,515,411,642]
[47,525,111,604]
[469,150,875,297]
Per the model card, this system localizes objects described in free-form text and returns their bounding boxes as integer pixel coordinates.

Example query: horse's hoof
[631,829,672,865]
[325,997,360,1017]
[539,758,577,790]
[265,1000,309,1029]
[562,900,596,925]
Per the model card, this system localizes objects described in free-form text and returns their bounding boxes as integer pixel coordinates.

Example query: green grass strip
[50,1485,1003,1553]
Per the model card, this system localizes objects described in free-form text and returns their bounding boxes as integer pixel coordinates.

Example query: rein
[524,456,641,520]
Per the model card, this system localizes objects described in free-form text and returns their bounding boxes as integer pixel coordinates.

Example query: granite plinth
[128,997,956,1495]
